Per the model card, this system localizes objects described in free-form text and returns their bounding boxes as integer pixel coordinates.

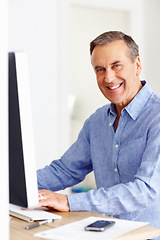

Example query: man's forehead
[91,41,131,66]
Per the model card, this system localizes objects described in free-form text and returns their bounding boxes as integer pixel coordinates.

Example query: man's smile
[107,83,123,90]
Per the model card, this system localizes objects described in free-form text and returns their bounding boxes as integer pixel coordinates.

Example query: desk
[10,210,160,240]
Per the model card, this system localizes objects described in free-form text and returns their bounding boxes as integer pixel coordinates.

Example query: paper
[34,216,148,240]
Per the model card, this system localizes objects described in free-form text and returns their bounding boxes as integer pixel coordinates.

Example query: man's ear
[135,56,142,76]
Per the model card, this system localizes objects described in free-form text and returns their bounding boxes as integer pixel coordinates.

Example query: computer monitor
[9,52,38,208]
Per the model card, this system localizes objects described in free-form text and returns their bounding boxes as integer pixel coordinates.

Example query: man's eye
[114,64,120,68]
[113,64,122,70]
[97,68,104,73]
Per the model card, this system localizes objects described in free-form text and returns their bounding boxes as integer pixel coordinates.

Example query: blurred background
[8,0,160,192]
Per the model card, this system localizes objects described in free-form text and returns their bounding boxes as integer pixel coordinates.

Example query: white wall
[144,0,160,94]
[9,0,62,169]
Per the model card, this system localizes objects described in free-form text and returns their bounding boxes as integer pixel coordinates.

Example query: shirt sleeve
[68,117,160,216]
[37,118,93,191]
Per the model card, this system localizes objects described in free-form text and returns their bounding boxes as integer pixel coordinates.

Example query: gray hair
[90,31,139,62]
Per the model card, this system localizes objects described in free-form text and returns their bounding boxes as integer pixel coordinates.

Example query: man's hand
[38,189,70,212]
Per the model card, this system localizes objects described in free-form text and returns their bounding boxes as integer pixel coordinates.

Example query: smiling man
[37,31,160,234]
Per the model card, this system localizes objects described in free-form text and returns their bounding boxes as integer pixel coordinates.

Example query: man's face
[91,40,142,111]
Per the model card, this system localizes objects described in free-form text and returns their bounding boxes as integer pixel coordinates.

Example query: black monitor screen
[9,52,28,207]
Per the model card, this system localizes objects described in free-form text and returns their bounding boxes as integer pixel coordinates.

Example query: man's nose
[104,69,115,83]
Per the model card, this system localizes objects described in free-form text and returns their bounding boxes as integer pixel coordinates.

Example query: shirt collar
[109,81,153,120]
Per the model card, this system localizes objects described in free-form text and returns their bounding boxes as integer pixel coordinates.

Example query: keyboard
[9,204,62,222]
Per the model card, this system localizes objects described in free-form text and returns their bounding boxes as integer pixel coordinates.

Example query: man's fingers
[37,189,70,212]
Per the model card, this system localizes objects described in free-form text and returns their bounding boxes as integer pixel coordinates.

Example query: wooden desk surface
[10,210,160,240]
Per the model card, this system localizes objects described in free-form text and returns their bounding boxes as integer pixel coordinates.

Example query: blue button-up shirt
[37,81,160,232]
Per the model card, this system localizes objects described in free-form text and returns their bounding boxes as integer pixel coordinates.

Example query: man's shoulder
[91,104,110,118]
[143,91,160,123]
[85,104,110,127]
[147,91,160,110]
[150,91,160,103]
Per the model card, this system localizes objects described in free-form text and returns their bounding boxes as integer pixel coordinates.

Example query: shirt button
[109,123,112,126]
[115,144,119,148]
[114,168,118,172]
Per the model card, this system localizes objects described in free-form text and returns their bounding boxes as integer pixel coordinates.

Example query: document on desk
[34,216,148,240]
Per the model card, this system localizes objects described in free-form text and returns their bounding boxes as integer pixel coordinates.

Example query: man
[37,31,160,231]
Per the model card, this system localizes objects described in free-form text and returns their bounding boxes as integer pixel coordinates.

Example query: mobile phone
[85,220,115,232]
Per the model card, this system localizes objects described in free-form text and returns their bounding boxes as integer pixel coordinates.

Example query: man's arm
[37,117,93,191]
